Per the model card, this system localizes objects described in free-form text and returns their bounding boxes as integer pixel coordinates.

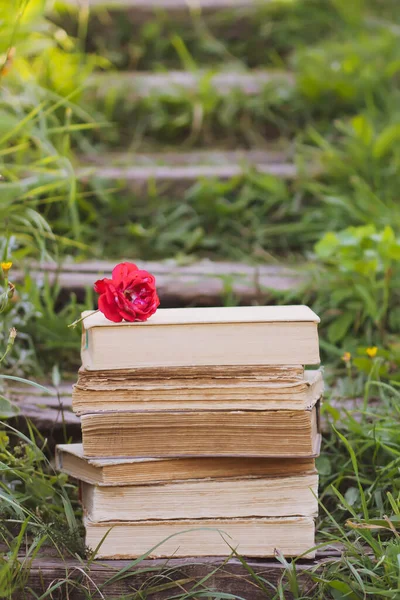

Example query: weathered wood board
[15,259,305,305]
[20,552,337,599]
[88,69,294,99]
[61,0,275,15]
[77,149,301,194]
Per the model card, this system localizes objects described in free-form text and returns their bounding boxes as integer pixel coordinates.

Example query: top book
[81,306,320,371]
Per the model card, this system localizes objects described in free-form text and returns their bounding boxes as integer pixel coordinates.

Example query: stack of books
[57,305,322,559]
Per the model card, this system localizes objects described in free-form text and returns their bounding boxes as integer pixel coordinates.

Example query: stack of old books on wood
[57,306,323,559]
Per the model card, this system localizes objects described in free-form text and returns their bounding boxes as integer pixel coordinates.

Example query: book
[84,516,316,558]
[81,402,321,458]
[80,474,318,521]
[75,364,305,384]
[56,443,316,486]
[72,368,323,414]
[80,306,320,371]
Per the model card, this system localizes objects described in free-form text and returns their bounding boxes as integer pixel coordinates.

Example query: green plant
[0,0,103,256]
[78,170,321,261]
[294,28,400,111]
[311,225,400,349]
[0,423,84,554]
[308,380,400,598]
[13,274,93,375]
[0,262,18,369]
[58,0,347,71]
[302,110,400,232]
[89,74,298,148]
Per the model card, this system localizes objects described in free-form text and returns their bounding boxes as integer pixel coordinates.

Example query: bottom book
[84,516,316,559]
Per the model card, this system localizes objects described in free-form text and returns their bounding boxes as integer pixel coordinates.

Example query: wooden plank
[62,0,272,12]
[7,382,80,438]
[80,148,292,166]
[77,149,301,189]
[22,553,333,599]
[96,148,292,164]
[88,69,294,99]
[14,260,304,305]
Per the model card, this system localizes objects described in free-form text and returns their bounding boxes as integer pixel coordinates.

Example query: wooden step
[15,259,304,306]
[62,0,271,12]
[80,147,292,167]
[88,69,294,99]
[8,382,79,434]
[77,148,300,190]
[23,552,334,600]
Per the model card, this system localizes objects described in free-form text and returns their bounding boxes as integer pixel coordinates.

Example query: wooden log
[22,552,335,600]
[88,69,294,99]
[14,259,304,305]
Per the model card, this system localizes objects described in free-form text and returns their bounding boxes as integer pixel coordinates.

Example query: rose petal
[112,263,139,287]
[135,270,155,285]
[94,278,108,294]
[119,307,137,322]
[98,294,123,323]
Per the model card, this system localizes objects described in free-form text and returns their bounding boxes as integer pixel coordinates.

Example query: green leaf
[316,455,332,476]
[351,114,373,146]
[345,486,360,507]
[334,427,369,520]
[352,357,373,373]
[354,284,378,319]
[328,311,354,343]
[315,232,339,259]
[0,396,19,418]
[373,124,400,159]
[327,580,360,600]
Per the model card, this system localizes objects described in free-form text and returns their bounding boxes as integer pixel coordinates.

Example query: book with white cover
[81,306,320,371]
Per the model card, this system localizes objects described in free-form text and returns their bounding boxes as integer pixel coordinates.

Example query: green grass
[72,172,319,260]
[56,0,346,71]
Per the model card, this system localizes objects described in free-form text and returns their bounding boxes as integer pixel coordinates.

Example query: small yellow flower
[1,262,12,277]
[342,351,351,362]
[366,346,378,358]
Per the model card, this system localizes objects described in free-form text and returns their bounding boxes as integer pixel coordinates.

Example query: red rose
[94,262,159,323]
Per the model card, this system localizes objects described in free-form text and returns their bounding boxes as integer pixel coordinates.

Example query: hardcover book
[84,516,316,559]
[56,443,316,486]
[81,401,321,458]
[72,368,323,413]
[80,474,318,521]
[80,306,320,370]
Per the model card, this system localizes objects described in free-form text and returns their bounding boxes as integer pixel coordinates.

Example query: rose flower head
[94,262,159,323]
